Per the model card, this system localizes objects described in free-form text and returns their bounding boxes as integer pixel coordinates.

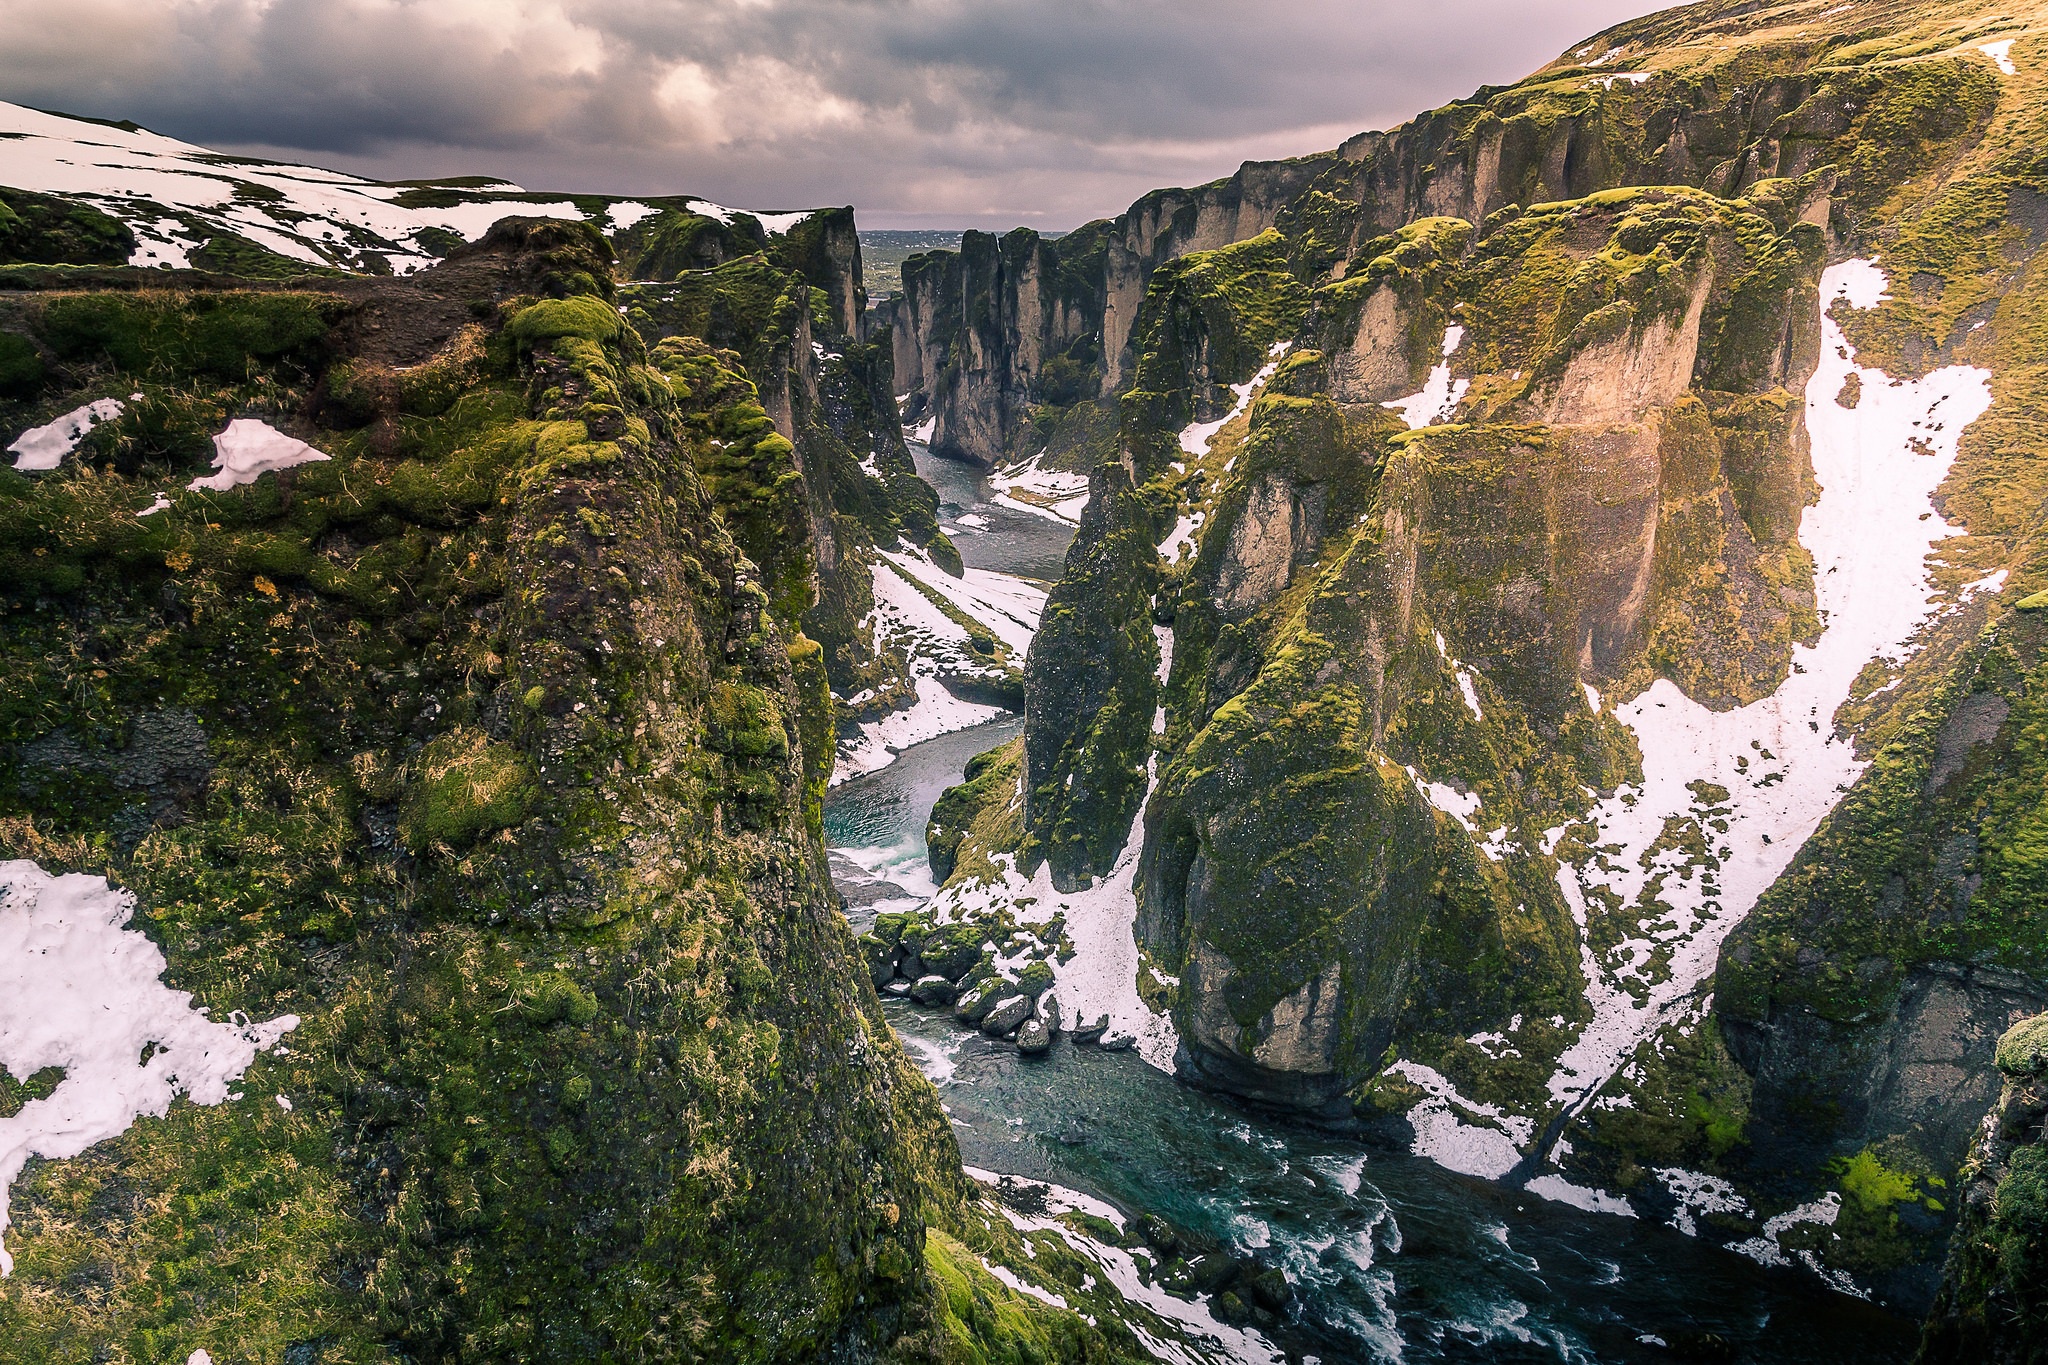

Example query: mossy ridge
[0,186,136,268]
[1019,464,1160,890]
[0,254,983,1360]
[926,738,1025,889]
[622,250,961,740]
[1719,628,2048,1037]
[1119,228,1310,483]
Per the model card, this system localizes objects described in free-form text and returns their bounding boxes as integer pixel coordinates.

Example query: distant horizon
[0,1,1676,235]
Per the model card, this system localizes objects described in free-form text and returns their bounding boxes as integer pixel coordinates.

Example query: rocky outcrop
[881,153,1338,466]
[0,225,976,1357]
[0,216,1181,1363]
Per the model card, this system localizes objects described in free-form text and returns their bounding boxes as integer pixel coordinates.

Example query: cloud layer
[0,0,1670,228]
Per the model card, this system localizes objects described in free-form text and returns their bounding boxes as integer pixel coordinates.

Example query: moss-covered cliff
[0,218,1164,1363]
[955,0,2048,1337]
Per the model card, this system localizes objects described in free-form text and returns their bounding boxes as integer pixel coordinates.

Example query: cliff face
[0,218,1168,1363]
[880,154,1338,467]
[954,0,2048,1326]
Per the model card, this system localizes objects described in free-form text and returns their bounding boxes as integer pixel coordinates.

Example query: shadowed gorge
[4,0,2048,1360]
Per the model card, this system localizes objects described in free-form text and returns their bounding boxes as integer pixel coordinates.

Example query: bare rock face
[1528,271,1714,427]
[1214,474,1327,617]
[1917,1014,2048,1363]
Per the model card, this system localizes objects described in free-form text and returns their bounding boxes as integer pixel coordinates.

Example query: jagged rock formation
[880,156,1338,467]
[912,0,2048,1333]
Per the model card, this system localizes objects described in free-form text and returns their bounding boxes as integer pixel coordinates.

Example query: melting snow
[1655,1167,1750,1237]
[1386,1061,1531,1179]
[964,1167,1285,1365]
[990,448,1092,525]
[1384,326,1469,429]
[0,101,593,273]
[8,399,123,471]
[187,420,331,492]
[1980,38,2018,74]
[1,862,298,1276]
[1158,511,1203,563]
[834,550,1047,784]
[1535,260,1994,1123]
[1178,341,1291,457]
[1526,1174,1635,1217]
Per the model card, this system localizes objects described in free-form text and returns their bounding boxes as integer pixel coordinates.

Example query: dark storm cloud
[0,0,1669,228]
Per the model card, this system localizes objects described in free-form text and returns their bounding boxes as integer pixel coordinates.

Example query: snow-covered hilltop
[0,100,824,274]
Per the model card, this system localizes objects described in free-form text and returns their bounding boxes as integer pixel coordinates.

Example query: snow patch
[1383,326,1469,429]
[746,210,814,236]
[1177,342,1291,457]
[967,1168,1285,1365]
[188,420,331,492]
[1,861,298,1276]
[1980,38,2017,74]
[605,201,659,233]
[9,399,123,471]
[1536,260,1993,1124]
[1655,1167,1750,1237]
[1387,1061,1531,1179]
[1526,1174,1635,1218]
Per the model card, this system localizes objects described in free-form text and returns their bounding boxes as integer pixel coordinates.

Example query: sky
[0,0,1675,231]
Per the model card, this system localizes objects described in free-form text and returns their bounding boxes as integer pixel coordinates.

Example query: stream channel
[823,440,1918,1364]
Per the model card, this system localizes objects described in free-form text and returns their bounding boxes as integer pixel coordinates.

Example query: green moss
[35,290,346,383]
[1997,1013,2048,1078]
[399,726,536,852]
[0,332,41,399]
[503,294,626,351]
[927,739,1022,886]
[0,186,135,267]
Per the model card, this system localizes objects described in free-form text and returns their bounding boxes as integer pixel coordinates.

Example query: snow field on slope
[1177,341,1291,458]
[832,549,1048,784]
[929,752,1180,1072]
[1539,259,1994,1116]
[1390,261,1998,1215]
[0,862,298,1276]
[0,102,828,274]
[988,448,1091,525]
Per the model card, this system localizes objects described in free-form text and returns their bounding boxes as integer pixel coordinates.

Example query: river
[823,441,1919,1364]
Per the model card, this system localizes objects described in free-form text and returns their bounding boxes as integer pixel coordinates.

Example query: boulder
[910,974,958,1007]
[1098,1030,1136,1051]
[1016,1017,1052,1053]
[1016,960,1055,999]
[1071,1014,1109,1044]
[1035,990,1063,1036]
[954,981,1001,1024]
[919,923,986,981]
[1186,1253,1240,1295]
[981,993,1031,1036]
[883,979,913,997]
[1135,1213,1179,1258]
[1245,1265,1293,1312]
[856,933,898,989]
